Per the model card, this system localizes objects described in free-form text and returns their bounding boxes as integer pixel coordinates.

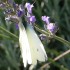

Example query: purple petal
[47,23,58,33]
[17,4,24,17]
[25,3,33,9]
[42,16,50,24]
[47,23,54,30]
[41,16,47,21]
[45,16,50,24]
[29,16,36,23]
[17,10,24,17]
[25,3,33,13]
[25,3,31,8]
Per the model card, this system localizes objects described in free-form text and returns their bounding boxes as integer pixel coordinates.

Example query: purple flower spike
[25,3,34,14]
[29,16,36,23]
[42,16,50,24]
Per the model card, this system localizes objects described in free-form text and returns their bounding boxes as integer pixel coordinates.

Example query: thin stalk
[39,49,70,70]
[0,26,18,39]
[0,34,11,39]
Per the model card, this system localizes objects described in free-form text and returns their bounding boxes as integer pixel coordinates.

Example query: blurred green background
[0,0,70,70]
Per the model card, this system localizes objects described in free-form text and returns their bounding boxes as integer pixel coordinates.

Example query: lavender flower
[17,10,24,17]
[42,16,50,24]
[25,3,34,14]
[42,16,58,34]
[47,23,58,33]
[17,5,24,17]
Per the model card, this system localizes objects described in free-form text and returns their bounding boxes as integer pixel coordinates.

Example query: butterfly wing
[19,22,32,67]
[26,24,47,66]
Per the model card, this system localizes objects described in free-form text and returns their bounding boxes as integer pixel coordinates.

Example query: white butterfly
[19,22,47,69]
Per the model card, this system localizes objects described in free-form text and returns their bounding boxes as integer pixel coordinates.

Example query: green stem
[54,35,70,47]
[0,26,18,39]
[35,25,70,48]
[0,34,11,39]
